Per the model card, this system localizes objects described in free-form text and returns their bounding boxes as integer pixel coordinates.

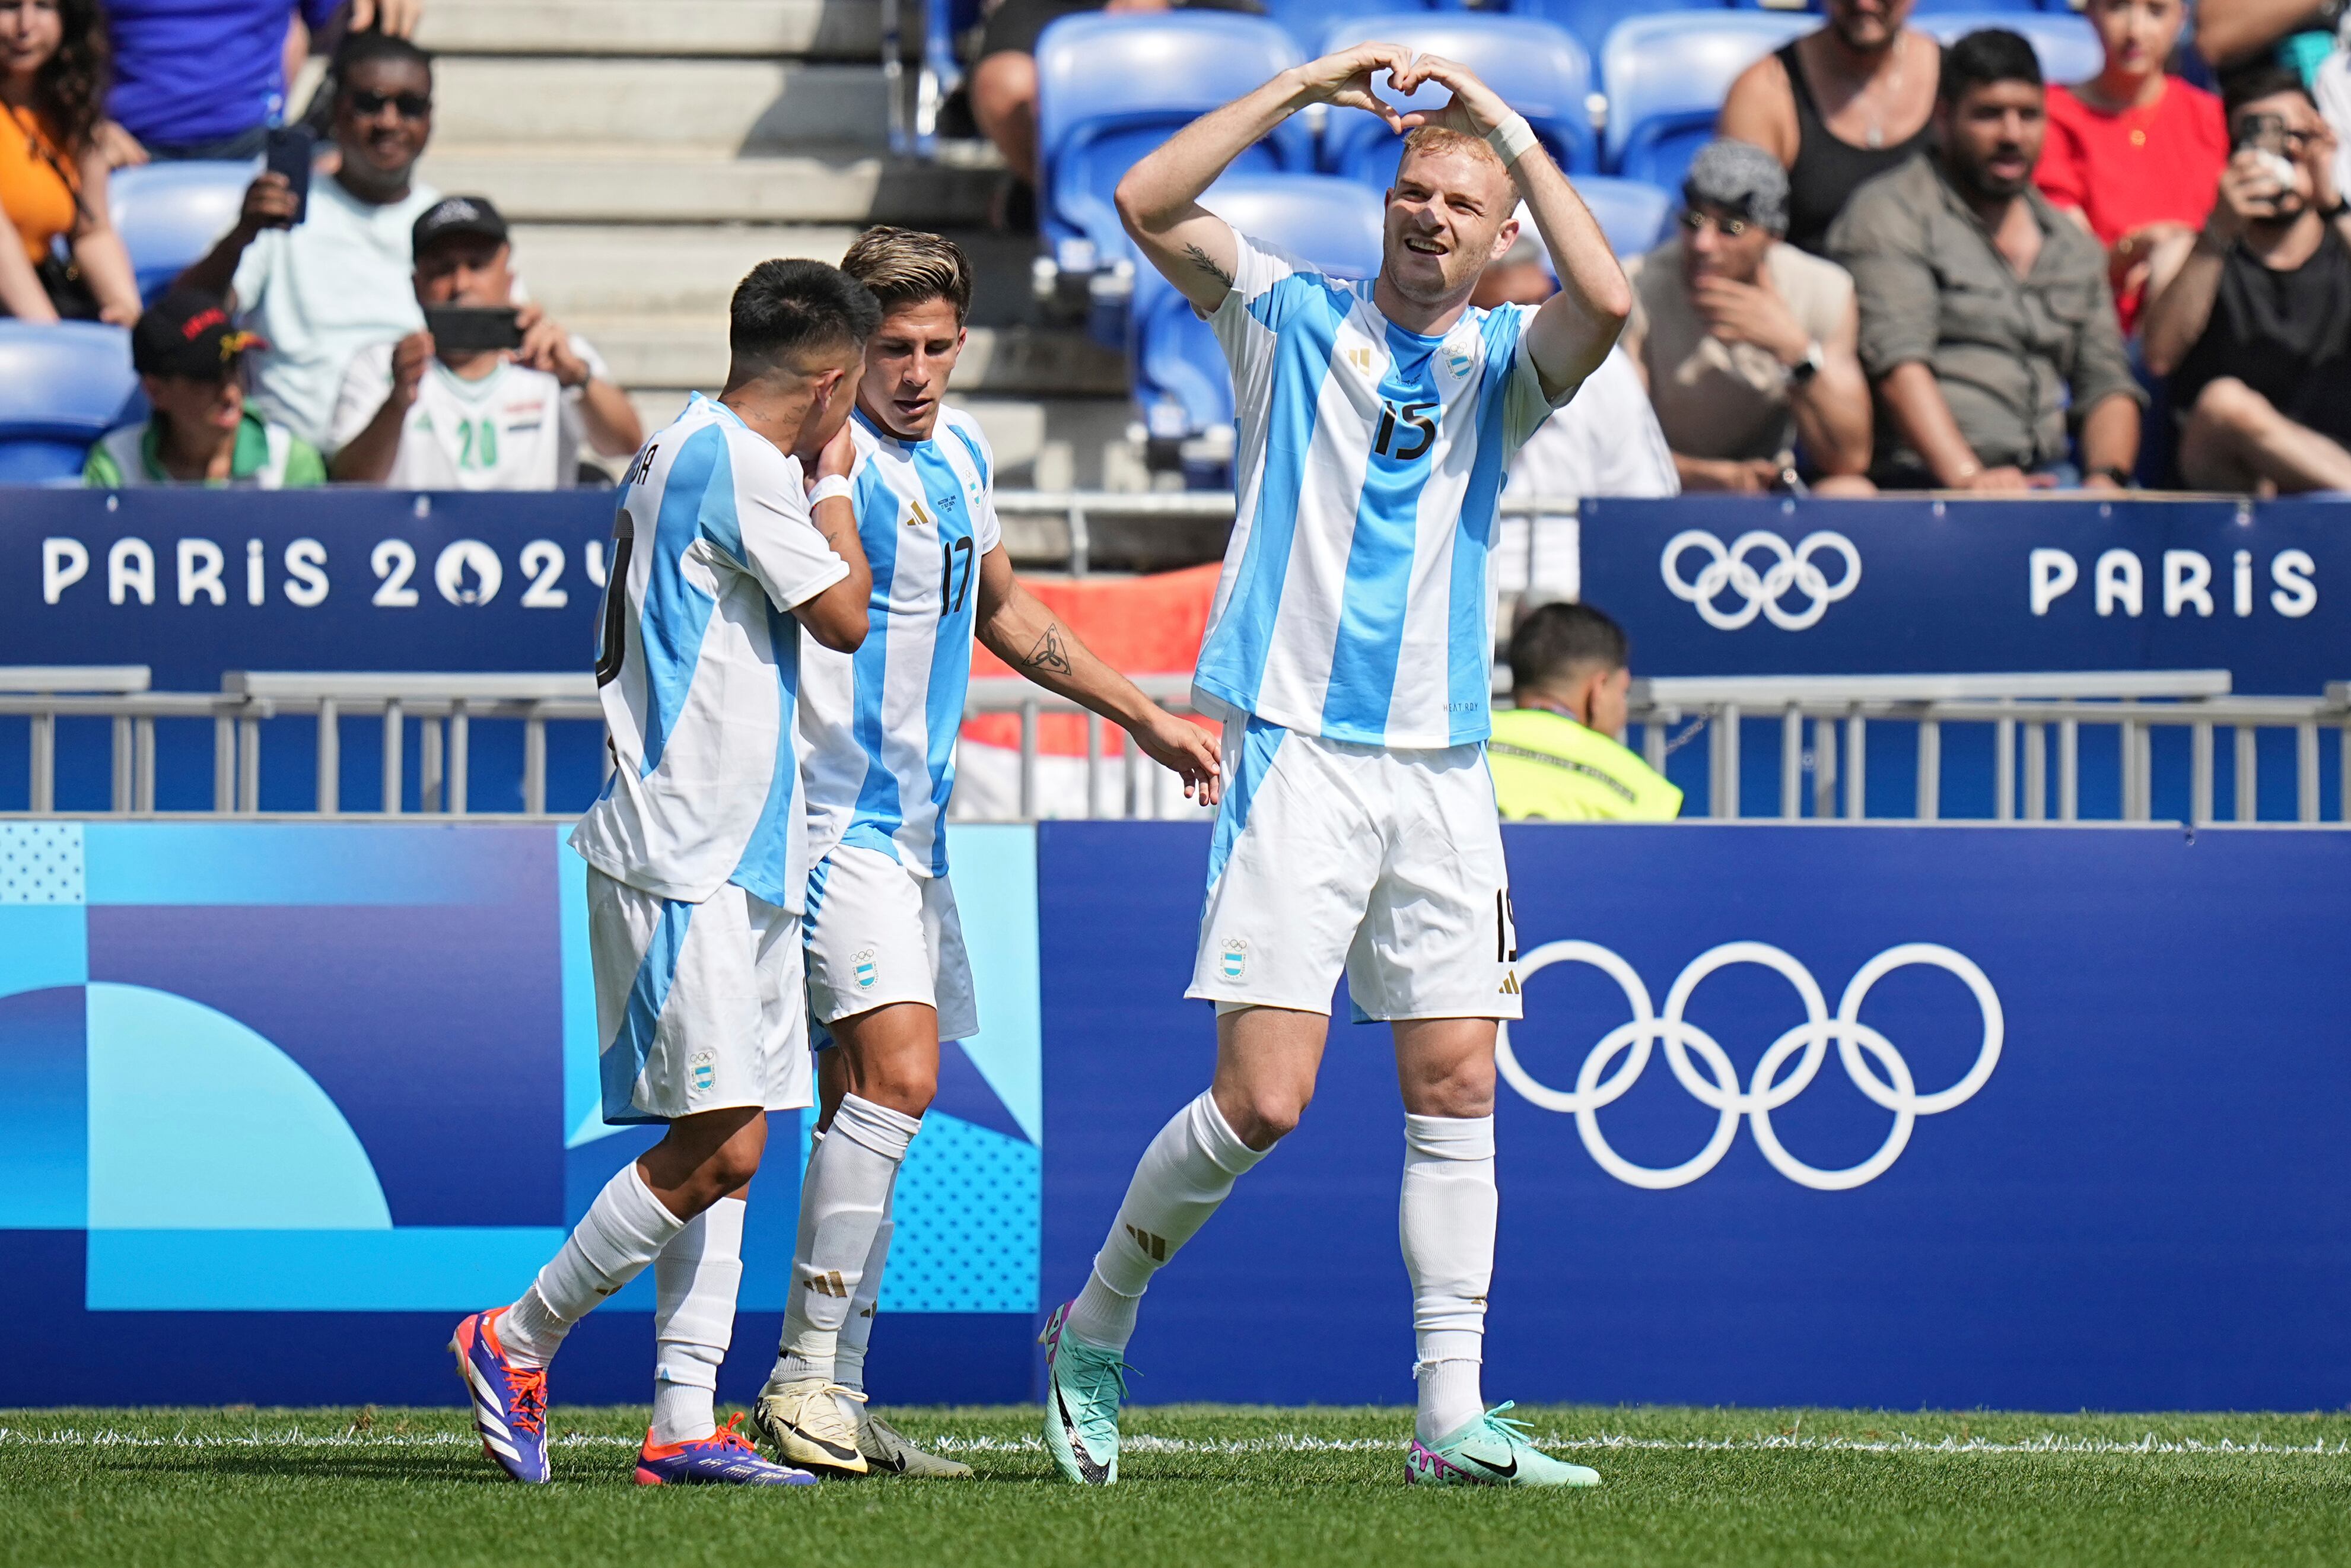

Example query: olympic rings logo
[1495,940,2001,1191]
[1661,529,1862,631]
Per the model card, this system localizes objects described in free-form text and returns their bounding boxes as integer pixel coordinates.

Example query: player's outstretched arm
[790,421,871,654]
[1394,55,1631,399]
[1117,43,1414,316]
[972,545,1222,805]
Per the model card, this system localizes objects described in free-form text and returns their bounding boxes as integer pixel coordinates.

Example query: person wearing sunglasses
[1620,139,1875,495]
[174,28,438,451]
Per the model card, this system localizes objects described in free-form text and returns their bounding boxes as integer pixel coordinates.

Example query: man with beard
[2142,66,2351,493]
[1829,28,2143,491]
[1719,0,1942,255]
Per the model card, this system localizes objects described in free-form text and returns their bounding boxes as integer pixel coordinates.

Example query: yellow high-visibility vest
[1488,707,1684,822]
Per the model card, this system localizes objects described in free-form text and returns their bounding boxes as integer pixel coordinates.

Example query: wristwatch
[1787,340,1825,386]
[2094,465,2134,489]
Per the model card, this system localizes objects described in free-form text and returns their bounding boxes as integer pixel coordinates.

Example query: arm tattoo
[1182,243,1234,290]
[1022,624,1073,678]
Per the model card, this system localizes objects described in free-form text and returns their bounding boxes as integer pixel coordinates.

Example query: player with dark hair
[1490,604,1681,821]
[752,227,1220,1479]
[450,259,878,1489]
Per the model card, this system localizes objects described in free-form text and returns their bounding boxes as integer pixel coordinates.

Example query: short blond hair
[841,225,974,325]
[1399,125,1507,176]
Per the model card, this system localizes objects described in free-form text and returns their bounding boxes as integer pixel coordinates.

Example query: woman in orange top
[1,0,138,323]
[2036,0,2230,333]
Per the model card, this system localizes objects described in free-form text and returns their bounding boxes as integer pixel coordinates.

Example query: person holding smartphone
[173,28,438,449]
[328,195,642,487]
[2143,65,2351,491]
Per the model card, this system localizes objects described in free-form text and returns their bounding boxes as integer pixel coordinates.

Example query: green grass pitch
[7,1405,2350,1567]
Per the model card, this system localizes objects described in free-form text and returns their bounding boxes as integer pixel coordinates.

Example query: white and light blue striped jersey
[797,405,1003,878]
[1195,229,1579,749]
[571,393,851,911]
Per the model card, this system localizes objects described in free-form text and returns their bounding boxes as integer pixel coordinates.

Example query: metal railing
[3,667,2346,826]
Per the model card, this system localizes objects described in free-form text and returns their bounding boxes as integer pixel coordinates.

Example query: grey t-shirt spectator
[1828,153,2141,477]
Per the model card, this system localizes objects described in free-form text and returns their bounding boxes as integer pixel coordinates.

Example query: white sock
[1401,1113,1496,1443]
[501,1162,684,1369]
[1065,1091,1264,1351]
[773,1095,921,1386]
[650,1194,744,1445]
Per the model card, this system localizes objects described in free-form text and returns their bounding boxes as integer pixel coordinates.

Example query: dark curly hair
[15,0,112,156]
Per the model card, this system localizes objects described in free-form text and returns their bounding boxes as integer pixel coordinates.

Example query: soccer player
[751,226,1223,1478]
[1036,44,1632,1488]
[450,260,881,1487]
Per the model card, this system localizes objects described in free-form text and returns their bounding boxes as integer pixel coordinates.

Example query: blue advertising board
[1038,820,2351,1411]
[1579,496,2348,695]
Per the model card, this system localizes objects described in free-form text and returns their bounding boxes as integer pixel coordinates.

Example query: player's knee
[1231,1087,1312,1148]
[702,1139,764,1194]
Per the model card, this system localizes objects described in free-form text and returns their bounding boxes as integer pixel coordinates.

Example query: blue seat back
[1574,174,1678,260]
[1131,174,1383,445]
[1736,0,2049,12]
[1036,13,1310,256]
[1319,13,1596,183]
[1492,0,1730,65]
[0,322,139,482]
[1603,11,1812,184]
[1918,11,2103,82]
[109,160,255,304]
[1263,0,1443,56]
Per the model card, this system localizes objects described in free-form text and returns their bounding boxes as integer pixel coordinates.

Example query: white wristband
[1484,113,1538,167]
[807,475,854,507]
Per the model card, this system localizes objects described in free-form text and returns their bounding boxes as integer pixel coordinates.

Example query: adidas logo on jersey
[1498,971,1520,995]
[1344,346,1375,375]
[905,500,934,529]
[1125,1223,1168,1262]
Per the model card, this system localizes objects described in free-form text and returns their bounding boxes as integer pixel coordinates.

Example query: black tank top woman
[1777,40,1933,255]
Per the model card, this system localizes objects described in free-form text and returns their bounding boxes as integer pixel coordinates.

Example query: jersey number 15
[1372,400,1437,462]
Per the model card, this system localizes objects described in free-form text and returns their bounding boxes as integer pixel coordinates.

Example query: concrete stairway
[412,0,1143,489]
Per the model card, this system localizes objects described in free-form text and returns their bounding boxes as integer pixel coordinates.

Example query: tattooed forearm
[1182,243,1234,290]
[1022,624,1073,677]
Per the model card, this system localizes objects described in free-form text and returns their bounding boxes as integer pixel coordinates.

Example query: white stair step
[419,0,901,59]
[416,147,996,225]
[581,319,1127,397]
[431,59,888,152]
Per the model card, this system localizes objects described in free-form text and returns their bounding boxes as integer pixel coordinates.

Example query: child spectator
[174,30,438,451]
[1,0,139,323]
[329,196,642,488]
[1623,139,1874,495]
[2035,0,2228,332]
[84,290,325,486]
[2143,66,2351,492]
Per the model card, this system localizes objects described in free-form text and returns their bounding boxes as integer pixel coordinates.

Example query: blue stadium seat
[1128,174,1382,485]
[1576,174,1678,259]
[109,161,254,304]
[1035,13,1310,279]
[1602,11,1812,186]
[1918,11,2103,82]
[1494,0,1730,67]
[1262,0,1443,57]
[1318,13,1596,184]
[0,322,139,484]
[1735,0,2047,11]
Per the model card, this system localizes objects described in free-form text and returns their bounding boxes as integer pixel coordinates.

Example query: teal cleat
[1039,1303,1131,1485]
[1405,1403,1602,1489]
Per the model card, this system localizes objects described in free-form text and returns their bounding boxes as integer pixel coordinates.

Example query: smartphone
[424,305,526,352]
[263,125,314,225]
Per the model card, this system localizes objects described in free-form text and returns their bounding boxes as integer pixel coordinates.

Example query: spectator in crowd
[101,0,422,164]
[174,30,438,452]
[1491,603,1682,823]
[971,0,1262,203]
[2194,0,2336,76]
[329,196,641,487]
[1830,30,2143,491]
[2036,0,2228,333]
[1622,140,1874,496]
[84,290,325,486]
[1474,208,1676,608]
[2143,68,2351,492]
[1719,0,1942,255]
[0,0,138,323]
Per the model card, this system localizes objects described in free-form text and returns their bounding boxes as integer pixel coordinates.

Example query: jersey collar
[852,402,930,451]
[141,410,274,482]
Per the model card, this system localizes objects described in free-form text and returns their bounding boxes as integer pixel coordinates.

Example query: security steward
[1491,603,1682,821]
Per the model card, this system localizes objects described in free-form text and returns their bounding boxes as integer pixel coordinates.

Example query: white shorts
[803,843,980,1044]
[587,867,812,1125]
[1187,717,1522,1022]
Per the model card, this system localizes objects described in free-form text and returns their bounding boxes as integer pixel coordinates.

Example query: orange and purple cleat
[635,1413,819,1486]
[450,1309,551,1483]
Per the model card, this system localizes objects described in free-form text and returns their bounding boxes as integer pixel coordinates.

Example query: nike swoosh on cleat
[784,1421,862,1465]
[1466,1452,1518,1480]
[1054,1385,1109,1484]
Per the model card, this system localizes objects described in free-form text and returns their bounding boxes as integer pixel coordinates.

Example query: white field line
[3,1427,2347,1458]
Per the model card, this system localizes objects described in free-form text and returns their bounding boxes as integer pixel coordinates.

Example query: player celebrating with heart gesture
[1036,43,1630,1489]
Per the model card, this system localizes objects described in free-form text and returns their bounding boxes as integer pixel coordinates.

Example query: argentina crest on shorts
[852,946,879,990]
[1221,939,1248,982]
